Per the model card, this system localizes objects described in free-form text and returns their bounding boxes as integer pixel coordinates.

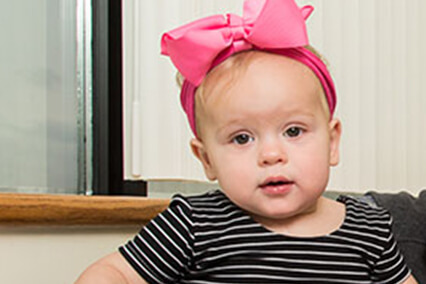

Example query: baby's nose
[258,139,288,166]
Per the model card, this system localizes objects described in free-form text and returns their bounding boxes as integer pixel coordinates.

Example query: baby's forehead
[209,51,317,83]
[197,50,330,120]
[203,51,321,95]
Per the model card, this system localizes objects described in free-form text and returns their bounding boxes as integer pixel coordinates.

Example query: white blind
[123,0,426,194]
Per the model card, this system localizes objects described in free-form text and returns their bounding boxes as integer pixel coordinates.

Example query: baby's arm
[75,252,147,284]
[402,274,418,284]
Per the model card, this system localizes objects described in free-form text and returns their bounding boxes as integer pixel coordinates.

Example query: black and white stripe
[119,190,410,284]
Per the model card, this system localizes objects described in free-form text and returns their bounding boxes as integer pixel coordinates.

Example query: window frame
[92,0,146,196]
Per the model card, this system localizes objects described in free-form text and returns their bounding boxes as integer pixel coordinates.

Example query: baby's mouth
[259,177,294,194]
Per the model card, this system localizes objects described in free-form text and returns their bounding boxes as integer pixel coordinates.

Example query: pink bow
[161,0,314,86]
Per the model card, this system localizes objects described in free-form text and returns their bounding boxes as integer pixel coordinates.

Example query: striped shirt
[119,190,410,284]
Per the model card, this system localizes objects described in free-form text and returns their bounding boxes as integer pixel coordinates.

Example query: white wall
[0,226,138,284]
[123,0,426,195]
[123,0,246,183]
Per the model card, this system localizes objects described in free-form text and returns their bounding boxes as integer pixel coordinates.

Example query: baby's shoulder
[168,190,252,231]
[337,194,393,229]
[169,190,240,215]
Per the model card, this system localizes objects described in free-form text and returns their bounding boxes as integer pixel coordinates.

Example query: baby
[76,0,417,283]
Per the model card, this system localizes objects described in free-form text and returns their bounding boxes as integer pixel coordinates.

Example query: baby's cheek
[217,160,250,184]
[303,161,330,189]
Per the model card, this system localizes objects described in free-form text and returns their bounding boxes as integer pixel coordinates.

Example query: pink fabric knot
[226,14,253,53]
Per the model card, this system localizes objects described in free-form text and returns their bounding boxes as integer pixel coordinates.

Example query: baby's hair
[194,50,260,137]
[304,45,330,68]
[175,45,331,137]
[174,51,254,136]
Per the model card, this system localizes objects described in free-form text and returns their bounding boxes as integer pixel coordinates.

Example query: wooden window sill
[0,193,169,226]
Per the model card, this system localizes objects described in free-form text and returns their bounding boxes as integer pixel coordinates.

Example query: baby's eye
[232,134,253,145]
[284,127,303,138]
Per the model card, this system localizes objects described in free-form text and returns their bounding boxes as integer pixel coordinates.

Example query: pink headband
[161,0,336,136]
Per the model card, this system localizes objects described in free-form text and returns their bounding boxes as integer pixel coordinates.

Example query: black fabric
[368,190,426,283]
[120,190,410,283]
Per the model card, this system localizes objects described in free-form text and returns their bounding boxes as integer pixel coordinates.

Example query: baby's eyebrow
[216,122,243,135]
[214,118,250,136]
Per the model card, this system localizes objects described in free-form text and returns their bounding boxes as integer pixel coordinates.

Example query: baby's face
[191,52,341,224]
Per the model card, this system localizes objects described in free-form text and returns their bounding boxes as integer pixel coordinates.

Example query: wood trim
[0,193,169,226]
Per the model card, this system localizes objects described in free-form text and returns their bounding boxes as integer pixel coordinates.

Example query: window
[0,0,84,194]
[0,0,146,196]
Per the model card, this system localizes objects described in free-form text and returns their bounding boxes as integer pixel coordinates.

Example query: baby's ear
[328,118,342,166]
[190,138,217,181]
